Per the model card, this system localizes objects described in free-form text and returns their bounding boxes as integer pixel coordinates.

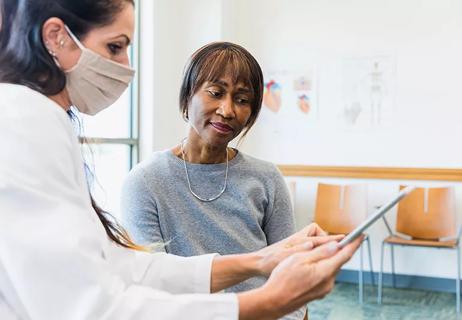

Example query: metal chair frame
[378,217,462,312]
[359,234,375,303]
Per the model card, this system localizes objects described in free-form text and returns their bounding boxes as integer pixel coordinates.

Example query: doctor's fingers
[296,246,359,304]
[283,234,342,253]
[284,249,346,304]
[313,236,364,276]
[301,223,328,237]
[282,239,362,305]
[298,270,337,303]
[307,234,345,248]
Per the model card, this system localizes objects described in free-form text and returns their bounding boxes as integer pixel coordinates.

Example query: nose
[121,51,130,66]
[216,95,235,119]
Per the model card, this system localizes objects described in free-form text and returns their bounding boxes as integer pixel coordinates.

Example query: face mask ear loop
[64,25,85,50]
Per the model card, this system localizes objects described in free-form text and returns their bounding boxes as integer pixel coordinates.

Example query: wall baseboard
[337,269,459,293]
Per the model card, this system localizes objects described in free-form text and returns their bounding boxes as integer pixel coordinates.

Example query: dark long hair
[0,0,144,251]
[179,42,264,138]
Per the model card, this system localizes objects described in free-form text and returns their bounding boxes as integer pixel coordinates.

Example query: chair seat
[384,235,458,248]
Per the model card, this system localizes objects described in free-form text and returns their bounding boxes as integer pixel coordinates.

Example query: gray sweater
[121,150,304,319]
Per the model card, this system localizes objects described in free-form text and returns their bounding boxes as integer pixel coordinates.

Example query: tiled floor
[308,282,460,320]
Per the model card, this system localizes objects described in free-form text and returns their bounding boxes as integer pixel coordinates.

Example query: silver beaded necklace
[181,139,229,202]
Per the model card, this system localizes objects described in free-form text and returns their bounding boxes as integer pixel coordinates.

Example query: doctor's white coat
[0,84,238,320]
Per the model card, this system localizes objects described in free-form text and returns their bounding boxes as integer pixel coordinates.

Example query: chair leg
[457,245,461,313]
[378,241,385,304]
[390,244,396,288]
[359,241,364,304]
[366,236,375,286]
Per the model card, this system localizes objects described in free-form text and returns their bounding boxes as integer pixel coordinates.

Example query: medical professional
[0,0,362,319]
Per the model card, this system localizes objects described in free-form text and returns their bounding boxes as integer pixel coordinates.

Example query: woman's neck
[182,138,228,164]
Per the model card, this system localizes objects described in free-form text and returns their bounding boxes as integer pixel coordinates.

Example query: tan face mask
[64,25,135,115]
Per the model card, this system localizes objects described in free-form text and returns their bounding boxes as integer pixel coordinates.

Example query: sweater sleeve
[120,166,166,250]
[262,165,296,245]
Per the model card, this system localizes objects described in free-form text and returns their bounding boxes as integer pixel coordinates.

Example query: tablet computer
[338,186,416,248]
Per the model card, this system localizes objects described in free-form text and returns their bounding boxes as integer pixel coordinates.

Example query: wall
[226,0,462,168]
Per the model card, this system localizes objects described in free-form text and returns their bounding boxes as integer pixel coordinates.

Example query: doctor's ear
[42,18,81,71]
[42,18,69,55]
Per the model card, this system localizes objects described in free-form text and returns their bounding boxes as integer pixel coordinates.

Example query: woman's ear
[42,17,68,56]
[42,18,81,71]
[183,106,189,120]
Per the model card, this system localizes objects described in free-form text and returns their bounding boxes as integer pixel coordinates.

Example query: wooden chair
[314,183,374,303]
[377,186,461,312]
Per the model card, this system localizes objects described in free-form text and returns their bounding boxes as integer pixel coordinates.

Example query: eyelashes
[207,90,250,105]
[107,43,123,55]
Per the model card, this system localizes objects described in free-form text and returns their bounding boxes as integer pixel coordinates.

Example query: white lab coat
[0,84,238,320]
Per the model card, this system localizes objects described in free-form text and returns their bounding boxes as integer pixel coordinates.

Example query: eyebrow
[213,80,251,93]
[111,34,131,46]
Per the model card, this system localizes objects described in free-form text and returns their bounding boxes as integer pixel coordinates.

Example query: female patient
[122,42,304,319]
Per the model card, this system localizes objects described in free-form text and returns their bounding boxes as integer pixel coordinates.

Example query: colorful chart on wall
[259,56,396,135]
[245,55,401,166]
[262,69,319,117]
[257,68,320,142]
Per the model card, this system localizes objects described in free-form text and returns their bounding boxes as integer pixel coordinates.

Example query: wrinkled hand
[255,223,344,277]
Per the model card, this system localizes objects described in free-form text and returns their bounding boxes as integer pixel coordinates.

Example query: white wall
[227,0,462,168]
[138,0,462,279]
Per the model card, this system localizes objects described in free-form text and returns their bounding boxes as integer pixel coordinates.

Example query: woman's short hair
[0,0,134,96]
[179,42,264,137]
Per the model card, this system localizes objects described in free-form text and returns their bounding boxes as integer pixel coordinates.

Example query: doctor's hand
[237,236,363,320]
[210,223,342,293]
[254,223,344,277]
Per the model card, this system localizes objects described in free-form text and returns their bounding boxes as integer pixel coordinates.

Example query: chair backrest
[314,183,367,234]
[396,186,456,240]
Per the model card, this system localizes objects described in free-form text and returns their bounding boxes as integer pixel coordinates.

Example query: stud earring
[46,47,57,57]
[59,39,65,48]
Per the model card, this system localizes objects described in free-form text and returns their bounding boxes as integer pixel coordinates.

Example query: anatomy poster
[339,55,396,129]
